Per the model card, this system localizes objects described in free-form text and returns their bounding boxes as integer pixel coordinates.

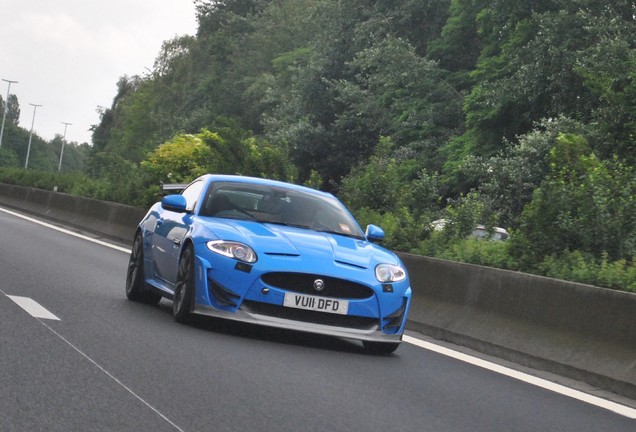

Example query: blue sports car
[126,175,411,353]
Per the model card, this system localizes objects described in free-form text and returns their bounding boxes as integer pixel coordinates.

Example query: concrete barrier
[0,183,146,244]
[1,183,634,399]
[398,253,636,399]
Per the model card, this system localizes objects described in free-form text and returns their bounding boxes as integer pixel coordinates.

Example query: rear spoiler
[160,183,189,193]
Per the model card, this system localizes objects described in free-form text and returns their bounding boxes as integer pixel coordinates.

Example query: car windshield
[199,181,365,238]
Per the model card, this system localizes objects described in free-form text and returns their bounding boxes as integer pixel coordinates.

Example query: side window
[180,181,205,212]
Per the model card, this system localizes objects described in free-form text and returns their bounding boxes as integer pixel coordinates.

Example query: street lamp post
[24,103,42,169]
[58,122,72,171]
[0,78,18,149]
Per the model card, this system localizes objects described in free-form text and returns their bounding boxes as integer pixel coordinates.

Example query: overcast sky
[0,0,198,145]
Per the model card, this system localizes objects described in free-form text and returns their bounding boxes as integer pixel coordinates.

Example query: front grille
[261,272,374,299]
[241,300,378,330]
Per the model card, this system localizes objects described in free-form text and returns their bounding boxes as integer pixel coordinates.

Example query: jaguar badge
[313,279,325,292]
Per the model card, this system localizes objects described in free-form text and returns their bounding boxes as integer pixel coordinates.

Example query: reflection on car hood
[197,217,398,269]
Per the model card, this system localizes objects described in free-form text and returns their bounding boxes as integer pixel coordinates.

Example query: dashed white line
[1,288,185,432]
[38,318,187,432]
[7,295,60,320]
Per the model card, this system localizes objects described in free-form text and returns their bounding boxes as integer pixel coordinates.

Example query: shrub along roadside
[0,167,145,207]
[418,233,635,293]
[352,207,636,293]
[0,168,101,197]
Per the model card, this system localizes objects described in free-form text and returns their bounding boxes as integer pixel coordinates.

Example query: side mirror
[365,224,385,243]
[161,194,188,213]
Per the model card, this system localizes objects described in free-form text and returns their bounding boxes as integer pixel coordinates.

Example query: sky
[0,0,198,145]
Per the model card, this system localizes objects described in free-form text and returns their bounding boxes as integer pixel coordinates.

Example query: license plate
[283,292,349,315]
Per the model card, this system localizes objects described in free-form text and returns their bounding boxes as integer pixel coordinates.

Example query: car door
[152,181,205,284]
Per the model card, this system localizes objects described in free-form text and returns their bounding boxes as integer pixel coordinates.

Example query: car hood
[194,218,399,269]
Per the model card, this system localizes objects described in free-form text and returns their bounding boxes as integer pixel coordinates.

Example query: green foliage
[539,251,636,293]
[141,133,213,184]
[84,152,143,204]
[0,168,103,198]
[434,237,515,270]
[513,134,636,267]
[333,35,463,173]
[352,206,425,253]
[427,0,484,76]
[462,116,596,227]
[575,26,636,162]
[4,0,636,292]
[340,136,442,218]
[302,170,323,190]
[0,93,21,127]
[134,127,295,205]
[458,0,635,161]
[441,191,489,239]
[0,148,19,168]
[340,137,404,213]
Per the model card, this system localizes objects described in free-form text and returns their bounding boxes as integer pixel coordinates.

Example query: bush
[514,135,636,266]
[352,206,425,252]
[538,251,636,292]
[415,233,517,270]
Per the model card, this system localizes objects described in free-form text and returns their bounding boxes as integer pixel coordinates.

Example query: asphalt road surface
[1,207,634,431]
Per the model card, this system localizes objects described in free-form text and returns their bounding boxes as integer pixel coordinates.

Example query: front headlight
[375,264,406,282]
[207,240,257,263]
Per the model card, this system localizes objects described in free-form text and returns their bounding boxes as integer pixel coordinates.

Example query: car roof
[197,174,335,199]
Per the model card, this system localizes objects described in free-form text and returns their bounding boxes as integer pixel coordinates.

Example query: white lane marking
[0,207,130,253]
[7,295,60,320]
[39,318,186,432]
[3,205,635,420]
[0,290,185,431]
[404,335,636,419]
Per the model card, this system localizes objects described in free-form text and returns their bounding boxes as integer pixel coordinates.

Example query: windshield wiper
[231,206,256,219]
[265,221,312,229]
[263,221,364,238]
[315,229,365,240]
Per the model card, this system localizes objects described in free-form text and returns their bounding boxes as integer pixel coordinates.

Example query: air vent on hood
[335,260,367,270]
[264,252,301,257]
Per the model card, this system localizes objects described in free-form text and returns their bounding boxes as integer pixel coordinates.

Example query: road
[1,207,634,431]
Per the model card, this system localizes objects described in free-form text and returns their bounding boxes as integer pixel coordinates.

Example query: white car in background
[431,219,509,241]
[471,225,509,242]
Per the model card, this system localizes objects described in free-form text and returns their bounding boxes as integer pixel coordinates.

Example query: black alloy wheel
[126,232,162,305]
[173,244,195,323]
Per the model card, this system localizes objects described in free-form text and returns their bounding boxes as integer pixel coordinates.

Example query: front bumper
[192,303,405,342]
[191,251,411,343]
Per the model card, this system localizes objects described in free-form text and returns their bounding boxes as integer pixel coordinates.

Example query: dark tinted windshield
[199,182,365,238]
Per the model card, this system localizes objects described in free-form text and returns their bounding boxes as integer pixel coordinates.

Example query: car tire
[173,244,195,323]
[362,341,400,355]
[126,232,162,305]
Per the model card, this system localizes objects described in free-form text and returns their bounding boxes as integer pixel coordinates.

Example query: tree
[0,94,20,127]
[333,36,463,173]
[514,133,636,267]
[91,75,142,154]
[140,128,297,192]
[141,133,213,185]
[461,0,635,159]
[576,23,636,163]
[462,117,596,227]
[84,152,141,204]
[427,0,487,82]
